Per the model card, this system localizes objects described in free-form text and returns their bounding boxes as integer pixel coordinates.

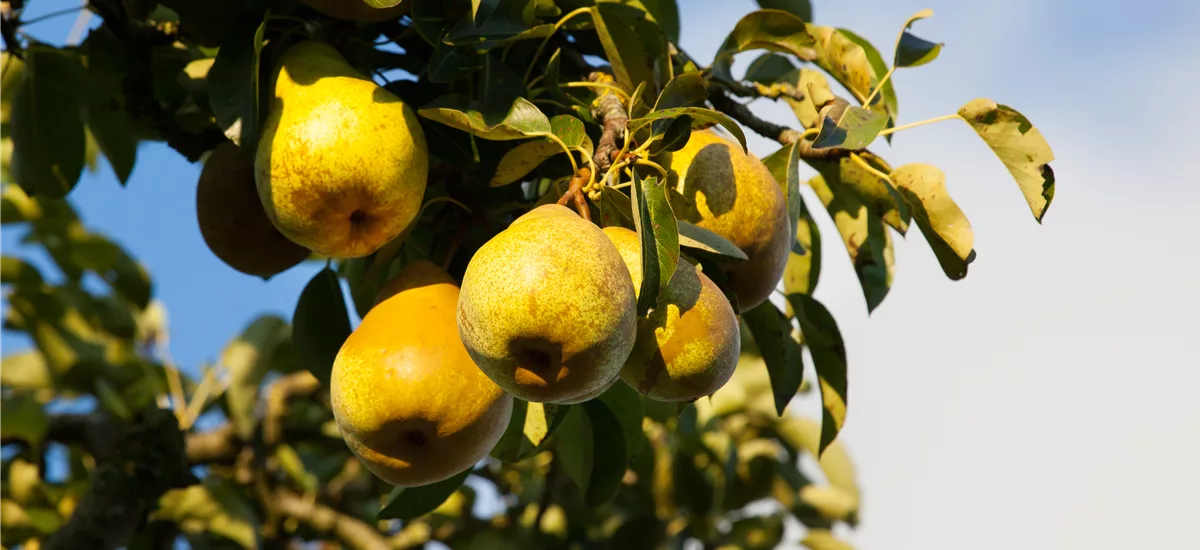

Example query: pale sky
[3,1,1198,549]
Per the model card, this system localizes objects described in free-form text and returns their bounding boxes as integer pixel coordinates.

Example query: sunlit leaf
[0,350,53,390]
[630,173,678,316]
[491,115,589,186]
[802,529,854,550]
[806,174,893,312]
[779,68,832,129]
[378,468,472,521]
[837,29,897,123]
[291,267,351,387]
[627,107,746,153]
[812,106,888,150]
[590,3,668,94]
[957,98,1056,222]
[761,140,804,248]
[711,10,816,83]
[728,512,786,550]
[155,478,261,549]
[808,25,888,114]
[785,293,847,456]
[891,163,975,279]
[806,150,909,234]
[783,200,822,296]
[221,314,290,439]
[419,94,552,140]
[894,9,943,68]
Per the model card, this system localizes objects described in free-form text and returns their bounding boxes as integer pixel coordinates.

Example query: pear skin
[602,226,741,402]
[457,204,637,404]
[256,41,428,259]
[299,0,409,22]
[196,142,311,279]
[331,260,513,487]
[657,129,790,312]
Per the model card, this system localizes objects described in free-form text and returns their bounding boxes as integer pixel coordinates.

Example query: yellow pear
[330,260,513,487]
[195,142,311,279]
[602,227,741,402]
[456,204,637,404]
[299,0,409,22]
[656,129,791,312]
[255,40,428,259]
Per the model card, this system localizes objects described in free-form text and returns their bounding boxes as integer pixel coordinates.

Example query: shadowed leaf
[627,107,746,153]
[378,468,472,521]
[292,267,351,387]
[677,220,748,263]
[813,106,888,150]
[742,301,804,415]
[894,9,942,68]
[784,199,822,296]
[491,401,569,462]
[806,174,893,312]
[711,10,815,83]
[805,151,909,235]
[581,399,627,505]
[744,53,797,84]
[630,173,678,316]
[785,293,847,456]
[755,0,812,22]
[207,12,265,148]
[598,381,645,461]
[591,3,668,94]
[10,43,86,198]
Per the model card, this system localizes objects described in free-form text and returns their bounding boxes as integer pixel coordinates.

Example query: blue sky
[4,1,1200,549]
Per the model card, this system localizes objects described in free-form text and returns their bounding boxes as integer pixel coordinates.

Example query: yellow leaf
[891,163,975,279]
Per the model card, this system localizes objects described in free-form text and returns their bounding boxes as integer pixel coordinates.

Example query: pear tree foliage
[0,0,1056,549]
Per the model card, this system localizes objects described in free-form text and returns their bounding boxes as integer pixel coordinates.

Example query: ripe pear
[656,129,791,312]
[602,227,741,402]
[195,142,311,279]
[299,0,409,22]
[255,40,428,259]
[330,260,513,487]
[457,204,637,404]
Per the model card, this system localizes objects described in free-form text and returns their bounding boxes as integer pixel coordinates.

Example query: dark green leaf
[806,174,893,312]
[81,32,137,184]
[785,293,847,456]
[581,399,627,505]
[640,0,680,43]
[428,43,483,83]
[744,53,797,84]
[630,174,678,316]
[741,301,804,415]
[596,381,644,461]
[0,394,50,445]
[957,98,1056,222]
[891,163,975,279]
[711,10,815,83]
[10,43,86,198]
[676,220,747,263]
[411,0,450,45]
[812,106,888,150]
[1,255,44,288]
[653,72,707,111]
[653,115,693,154]
[480,52,527,114]
[222,315,290,439]
[207,12,265,148]
[761,141,803,250]
[377,468,472,520]
[590,3,668,93]
[291,267,351,387]
[894,9,942,68]
[599,185,635,230]
[627,107,747,153]
[419,94,552,140]
[755,0,812,22]
[490,401,569,462]
[556,405,594,493]
[471,0,501,22]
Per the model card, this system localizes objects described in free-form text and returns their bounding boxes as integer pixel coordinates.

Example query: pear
[330,260,513,487]
[457,204,637,404]
[602,227,741,402]
[255,40,428,259]
[195,142,311,279]
[299,0,409,22]
[656,129,791,312]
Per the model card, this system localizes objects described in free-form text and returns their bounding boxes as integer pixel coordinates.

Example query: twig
[273,488,390,550]
[707,84,867,161]
[556,168,592,221]
[265,371,322,445]
[589,72,630,177]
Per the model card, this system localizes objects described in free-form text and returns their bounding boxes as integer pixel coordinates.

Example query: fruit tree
[0,0,1057,549]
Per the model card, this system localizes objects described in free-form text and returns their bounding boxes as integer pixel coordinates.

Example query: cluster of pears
[195,40,429,277]
[328,129,791,488]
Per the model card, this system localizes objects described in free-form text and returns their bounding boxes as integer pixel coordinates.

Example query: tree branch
[273,488,390,550]
[43,407,196,550]
[589,72,629,177]
[707,84,857,161]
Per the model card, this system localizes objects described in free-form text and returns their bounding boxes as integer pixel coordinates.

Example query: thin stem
[420,195,473,216]
[524,7,592,84]
[861,66,896,108]
[181,366,223,430]
[19,5,84,26]
[532,98,574,111]
[545,133,580,175]
[561,81,630,101]
[801,127,819,140]
[633,158,668,180]
[876,113,960,136]
[849,152,893,184]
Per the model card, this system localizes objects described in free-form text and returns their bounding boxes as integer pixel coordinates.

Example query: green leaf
[599,185,635,230]
[221,315,290,439]
[813,106,888,150]
[1,351,53,390]
[154,478,261,549]
[596,381,644,461]
[785,293,848,456]
[744,53,797,84]
[808,25,888,113]
[728,513,786,550]
[81,32,137,184]
[10,43,86,198]
[805,151,909,235]
[480,52,528,114]
[677,220,747,263]
[957,98,1056,222]
[207,12,265,148]
[377,468,472,520]
[428,43,483,83]
[291,267,351,387]
[806,174,893,312]
[490,115,589,186]
[581,399,628,505]
[471,0,500,21]
[894,9,943,68]
[627,107,747,153]
[783,200,821,296]
[835,29,897,125]
[630,173,678,316]
[741,301,804,415]
[711,10,816,83]
[755,0,812,22]
[0,394,49,445]
[652,71,707,111]
[891,163,975,280]
[419,94,552,140]
[364,0,404,7]
[490,401,569,462]
[556,405,594,493]
[1,255,44,288]
[653,115,693,154]
[639,0,680,43]
[590,3,668,93]
[761,141,804,251]
[66,234,154,308]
